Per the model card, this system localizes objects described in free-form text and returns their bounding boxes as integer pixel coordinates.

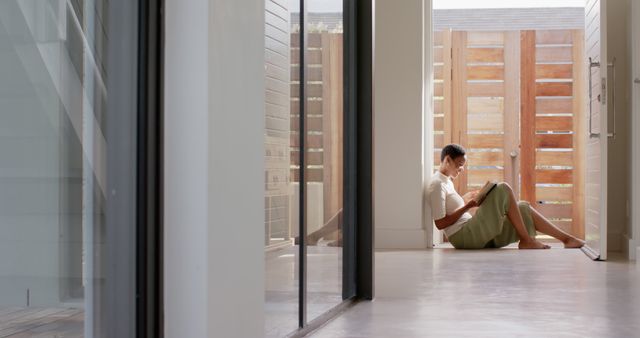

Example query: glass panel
[305,0,344,322]
[0,0,110,336]
[264,0,300,336]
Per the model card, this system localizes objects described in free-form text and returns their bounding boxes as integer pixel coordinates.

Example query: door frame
[581,0,608,261]
[631,0,640,261]
[425,1,598,249]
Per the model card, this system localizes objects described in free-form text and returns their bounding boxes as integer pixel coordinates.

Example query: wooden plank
[291,116,322,131]
[536,30,573,45]
[291,83,323,98]
[467,97,503,114]
[307,33,322,47]
[291,48,322,64]
[536,186,574,201]
[434,46,443,63]
[536,169,573,183]
[467,169,504,185]
[467,65,504,80]
[571,29,586,239]
[434,134,444,148]
[467,151,504,166]
[536,64,573,79]
[535,133,573,148]
[535,203,573,219]
[536,82,573,96]
[520,30,537,204]
[434,83,444,97]
[504,31,521,197]
[466,48,504,63]
[536,116,573,131]
[290,33,300,47]
[468,114,503,131]
[434,65,444,79]
[434,116,444,130]
[536,98,573,114]
[467,82,504,97]
[434,30,444,45]
[536,46,573,62]
[452,31,468,192]
[467,31,504,45]
[442,29,453,146]
[291,168,323,182]
[434,100,443,114]
[536,151,573,166]
[290,133,322,148]
[467,134,503,148]
[291,66,322,81]
[291,151,323,166]
[291,100,322,115]
[322,32,344,222]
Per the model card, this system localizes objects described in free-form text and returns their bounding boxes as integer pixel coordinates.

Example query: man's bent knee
[496,182,512,193]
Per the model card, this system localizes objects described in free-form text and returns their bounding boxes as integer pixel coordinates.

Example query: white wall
[374,0,430,249]
[606,0,632,254]
[164,0,265,337]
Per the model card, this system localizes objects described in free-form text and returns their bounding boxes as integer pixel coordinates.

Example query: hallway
[310,248,640,337]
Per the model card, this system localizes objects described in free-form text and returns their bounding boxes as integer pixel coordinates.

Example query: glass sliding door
[264,0,354,335]
[304,0,344,321]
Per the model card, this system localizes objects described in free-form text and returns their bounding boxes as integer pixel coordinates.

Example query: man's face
[446,155,466,179]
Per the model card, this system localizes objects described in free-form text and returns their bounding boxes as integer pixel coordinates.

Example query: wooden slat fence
[434,29,585,238]
[290,31,344,224]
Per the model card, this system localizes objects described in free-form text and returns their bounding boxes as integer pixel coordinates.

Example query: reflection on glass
[264,0,300,337]
[0,0,108,336]
[305,0,344,322]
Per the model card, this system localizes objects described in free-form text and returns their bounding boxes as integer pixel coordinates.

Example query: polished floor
[0,307,82,337]
[265,243,343,338]
[310,246,640,338]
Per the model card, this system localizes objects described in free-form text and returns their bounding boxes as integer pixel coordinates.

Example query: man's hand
[465,199,479,208]
[462,190,479,204]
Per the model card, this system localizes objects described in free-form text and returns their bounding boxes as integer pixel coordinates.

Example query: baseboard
[375,227,429,249]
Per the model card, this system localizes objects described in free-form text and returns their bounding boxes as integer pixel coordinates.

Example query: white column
[164,0,265,336]
[374,0,430,249]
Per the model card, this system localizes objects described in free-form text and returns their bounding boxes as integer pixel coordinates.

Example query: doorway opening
[430,2,587,247]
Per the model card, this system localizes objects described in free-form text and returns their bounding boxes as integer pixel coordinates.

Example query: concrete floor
[310,247,640,338]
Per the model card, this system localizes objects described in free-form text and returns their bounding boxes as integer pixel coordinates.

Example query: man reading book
[427,144,584,249]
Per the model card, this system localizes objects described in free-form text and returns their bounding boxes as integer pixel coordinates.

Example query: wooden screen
[434,29,585,238]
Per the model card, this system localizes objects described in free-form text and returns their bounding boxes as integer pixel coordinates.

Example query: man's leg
[498,183,549,249]
[529,206,584,248]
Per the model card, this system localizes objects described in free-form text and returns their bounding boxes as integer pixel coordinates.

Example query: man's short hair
[440,144,466,162]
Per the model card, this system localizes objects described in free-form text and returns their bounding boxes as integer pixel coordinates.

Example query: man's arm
[434,199,478,230]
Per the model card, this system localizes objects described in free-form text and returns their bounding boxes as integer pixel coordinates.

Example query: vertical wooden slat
[452,31,468,193]
[520,30,536,204]
[442,29,453,147]
[321,33,344,223]
[504,31,520,197]
[572,29,585,239]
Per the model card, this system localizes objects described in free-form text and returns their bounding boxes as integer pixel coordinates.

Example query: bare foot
[518,239,551,250]
[563,237,585,249]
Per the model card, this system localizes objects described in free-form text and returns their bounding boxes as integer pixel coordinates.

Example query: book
[473,180,497,205]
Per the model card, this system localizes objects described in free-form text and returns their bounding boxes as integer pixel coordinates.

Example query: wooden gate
[433,29,585,238]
